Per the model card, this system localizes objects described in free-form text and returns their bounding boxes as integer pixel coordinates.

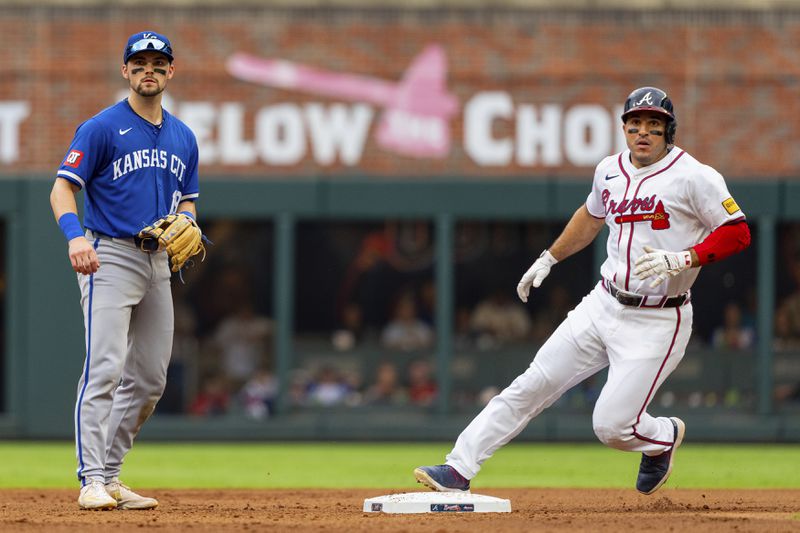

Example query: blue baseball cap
[123,31,174,63]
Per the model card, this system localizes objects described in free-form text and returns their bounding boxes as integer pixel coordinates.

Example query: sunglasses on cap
[125,38,173,62]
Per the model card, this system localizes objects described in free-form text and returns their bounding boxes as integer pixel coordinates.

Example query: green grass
[0,441,797,489]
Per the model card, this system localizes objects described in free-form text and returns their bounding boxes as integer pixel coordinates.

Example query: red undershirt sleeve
[691,220,751,265]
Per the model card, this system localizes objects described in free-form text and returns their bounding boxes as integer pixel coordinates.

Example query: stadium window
[292,220,435,410]
[157,219,275,418]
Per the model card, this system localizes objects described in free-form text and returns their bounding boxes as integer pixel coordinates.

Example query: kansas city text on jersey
[112,149,187,182]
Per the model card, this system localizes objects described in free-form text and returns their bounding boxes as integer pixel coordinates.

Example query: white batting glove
[634,245,693,288]
[517,250,558,303]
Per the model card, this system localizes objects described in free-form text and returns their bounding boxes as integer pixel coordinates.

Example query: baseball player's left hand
[137,213,205,272]
[517,249,558,303]
[634,245,693,288]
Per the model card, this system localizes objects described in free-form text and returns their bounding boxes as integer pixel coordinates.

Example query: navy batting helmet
[621,87,677,144]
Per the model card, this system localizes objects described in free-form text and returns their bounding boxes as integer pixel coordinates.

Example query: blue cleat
[414,464,470,493]
[636,417,686,495]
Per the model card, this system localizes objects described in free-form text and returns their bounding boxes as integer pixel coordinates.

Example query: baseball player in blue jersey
[49,31,200,510]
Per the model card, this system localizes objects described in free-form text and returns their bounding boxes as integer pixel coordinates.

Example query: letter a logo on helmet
[635,92,654,106]
[621,86,678,144]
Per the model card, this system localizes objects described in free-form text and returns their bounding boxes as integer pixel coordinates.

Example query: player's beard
[133,81,165,98]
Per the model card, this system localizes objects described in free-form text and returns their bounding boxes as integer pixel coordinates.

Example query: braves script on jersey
[415,87,752,497]
[57,99,199,237]
[435,146,744,486]
[586,147,744,297]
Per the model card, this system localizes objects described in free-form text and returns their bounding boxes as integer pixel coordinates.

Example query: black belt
[602,279,689,308]
[89,231,160,252]
[133,236,160,252]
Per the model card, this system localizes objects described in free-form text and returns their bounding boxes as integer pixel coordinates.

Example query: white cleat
[78,479,118,510]
[105,479,158,510]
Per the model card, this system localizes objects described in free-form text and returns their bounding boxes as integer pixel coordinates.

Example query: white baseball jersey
[585,147,745,297]
[440,146,746,485]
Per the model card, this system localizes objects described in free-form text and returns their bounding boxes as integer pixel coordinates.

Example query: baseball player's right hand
[634,245,692,288]
[68,236,100,275]
[517,249,558,303]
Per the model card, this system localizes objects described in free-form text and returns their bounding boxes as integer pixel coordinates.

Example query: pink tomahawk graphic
[225,45,459,158]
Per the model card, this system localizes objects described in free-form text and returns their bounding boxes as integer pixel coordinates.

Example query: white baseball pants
[446,282,692,479]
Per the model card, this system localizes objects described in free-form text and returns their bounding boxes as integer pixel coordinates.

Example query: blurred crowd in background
[1,219,797,418]
[119,218,799,418]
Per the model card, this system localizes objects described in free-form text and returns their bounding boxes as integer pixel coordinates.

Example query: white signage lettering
[465,92,630,168]
[219,103,256,165]
[0,102,30,164]
[516,104,561,166]
[164,101,374,167]
[464,92,513,166]
[613,104,627,153]
[255,104,305,165]
[110,91,630,170]
[180,102,218,165]
[563,105,611,166]
[305,103,373,166]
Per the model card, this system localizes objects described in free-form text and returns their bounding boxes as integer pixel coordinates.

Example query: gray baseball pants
[74,231,173,485]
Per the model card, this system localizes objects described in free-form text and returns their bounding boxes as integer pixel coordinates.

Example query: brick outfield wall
[1,8,799,179]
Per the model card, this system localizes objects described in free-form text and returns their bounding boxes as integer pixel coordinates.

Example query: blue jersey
[57,99,199,237]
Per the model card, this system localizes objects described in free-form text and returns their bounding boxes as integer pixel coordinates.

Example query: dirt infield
[1,488,798,532]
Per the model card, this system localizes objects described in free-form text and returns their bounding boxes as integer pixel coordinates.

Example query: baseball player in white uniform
[415,87,751,494]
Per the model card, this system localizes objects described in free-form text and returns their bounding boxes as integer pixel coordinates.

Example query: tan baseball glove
[137,213,205,272]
